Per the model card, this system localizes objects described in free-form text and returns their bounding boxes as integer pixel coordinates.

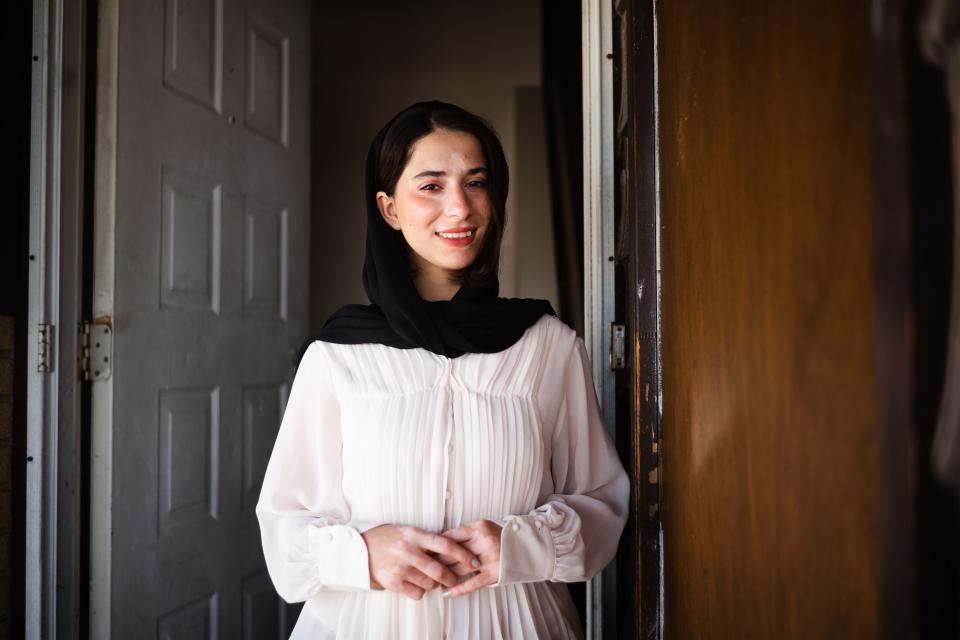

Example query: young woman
[256,101,629,639]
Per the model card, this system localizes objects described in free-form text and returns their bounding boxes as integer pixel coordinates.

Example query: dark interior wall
[874,1,958,637]
[3,1,34,638]
[2,9,32,316]
[308,0,547,334]
[541,0,584,336]
[902,2,959,636]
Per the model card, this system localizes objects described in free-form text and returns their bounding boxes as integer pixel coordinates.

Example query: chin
[430,251,480,272]
[438,259,476,272]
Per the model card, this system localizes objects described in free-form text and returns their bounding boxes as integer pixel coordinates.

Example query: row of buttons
[442,376,455,632]
[443,385,454,519]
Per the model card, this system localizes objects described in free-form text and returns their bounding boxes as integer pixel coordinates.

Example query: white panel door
[95,0,310,636]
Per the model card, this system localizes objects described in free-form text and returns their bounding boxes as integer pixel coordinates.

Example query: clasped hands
[361,519,502,601]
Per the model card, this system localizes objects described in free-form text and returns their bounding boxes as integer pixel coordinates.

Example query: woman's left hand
[435,519,503,598]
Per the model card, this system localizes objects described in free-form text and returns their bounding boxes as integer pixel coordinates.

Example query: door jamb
[89,0,119,636]
[582,0,618,636]
[26,0,62,636]
[615,0,664,636]
[27,0,92,637]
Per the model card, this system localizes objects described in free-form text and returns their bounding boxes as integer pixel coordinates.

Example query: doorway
[23,0,622,638]
[307,0,589,632]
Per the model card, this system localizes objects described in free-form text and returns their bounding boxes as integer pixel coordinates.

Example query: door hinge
[38,323,53,372]
[611,323,626,370]
[80,321,113,381]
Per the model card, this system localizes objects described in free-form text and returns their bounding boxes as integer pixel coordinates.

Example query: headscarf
[306,101,556,361]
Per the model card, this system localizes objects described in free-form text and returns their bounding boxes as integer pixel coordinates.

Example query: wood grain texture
[614,0,663,636]
[657,1,879,637]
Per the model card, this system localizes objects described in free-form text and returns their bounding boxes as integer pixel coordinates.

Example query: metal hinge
[80,321,113,381]
[38,323,53,372]
[611,323,626,370]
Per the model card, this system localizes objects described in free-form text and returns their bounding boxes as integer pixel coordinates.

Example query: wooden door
[92,0,311,636]
[653,1,878,637]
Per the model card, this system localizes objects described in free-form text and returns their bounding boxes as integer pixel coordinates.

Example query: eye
[420,183,441,191]
[467,179,488,188]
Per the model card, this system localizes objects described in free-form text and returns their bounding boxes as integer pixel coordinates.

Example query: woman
[256,101,629,639]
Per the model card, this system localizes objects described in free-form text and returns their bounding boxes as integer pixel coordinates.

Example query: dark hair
[376,101,508,288]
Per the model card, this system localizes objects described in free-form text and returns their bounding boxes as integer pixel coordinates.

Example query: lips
[436,226,476,236]
[435,227,477,247]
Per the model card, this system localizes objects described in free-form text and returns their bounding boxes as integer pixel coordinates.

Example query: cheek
[471,193,493,220]
[397,202,438,231]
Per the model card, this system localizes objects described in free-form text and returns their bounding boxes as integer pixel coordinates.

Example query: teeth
[437,230,474,239]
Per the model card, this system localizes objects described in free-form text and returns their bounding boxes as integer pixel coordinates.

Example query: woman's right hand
[361,524,480,600]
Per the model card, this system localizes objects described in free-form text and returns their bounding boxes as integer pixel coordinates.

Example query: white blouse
[256,314,630,639]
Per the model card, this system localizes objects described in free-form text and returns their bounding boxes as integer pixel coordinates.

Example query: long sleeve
[492,337,630,586]
[255,341,375,602]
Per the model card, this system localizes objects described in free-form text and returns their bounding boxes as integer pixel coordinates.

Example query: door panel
[103,0,310,636]
[656,1,878,637]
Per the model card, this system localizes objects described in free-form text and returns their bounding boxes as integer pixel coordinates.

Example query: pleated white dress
[256,314,630,639]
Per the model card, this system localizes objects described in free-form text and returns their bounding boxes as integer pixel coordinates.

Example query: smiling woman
[254,101,630,638]
[370,104,511,302]
[374,128,494,301]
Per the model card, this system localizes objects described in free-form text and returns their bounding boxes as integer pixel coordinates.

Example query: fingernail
[441,590,452,598]
[470,558,480,568]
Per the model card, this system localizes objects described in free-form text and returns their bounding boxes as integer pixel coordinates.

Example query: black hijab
[306,101,556,361]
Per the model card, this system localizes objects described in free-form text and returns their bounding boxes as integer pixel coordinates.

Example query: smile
[435,228,477,246]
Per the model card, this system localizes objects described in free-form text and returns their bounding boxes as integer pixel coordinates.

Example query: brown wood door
[653,1,878,637]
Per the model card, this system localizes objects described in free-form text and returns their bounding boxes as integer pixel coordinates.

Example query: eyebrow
[411,167,488,179]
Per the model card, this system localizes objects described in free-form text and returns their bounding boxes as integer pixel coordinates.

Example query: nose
[445,185,469,218]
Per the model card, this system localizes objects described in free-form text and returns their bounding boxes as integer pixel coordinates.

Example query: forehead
[403,129,485,174]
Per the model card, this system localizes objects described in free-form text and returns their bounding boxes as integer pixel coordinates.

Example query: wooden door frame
[584,0,666,636]
[612,0,663,637]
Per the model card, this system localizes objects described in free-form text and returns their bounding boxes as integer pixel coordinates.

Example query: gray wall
[309,0,558,332]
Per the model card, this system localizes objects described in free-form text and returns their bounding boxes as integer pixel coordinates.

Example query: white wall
[309,0,558,331]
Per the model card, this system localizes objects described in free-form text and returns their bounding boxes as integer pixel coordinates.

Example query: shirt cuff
[349,520,386,534]
[306,523,372,591]
[493,514,556,586]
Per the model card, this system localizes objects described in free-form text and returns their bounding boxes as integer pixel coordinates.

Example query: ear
[376,191,401,230]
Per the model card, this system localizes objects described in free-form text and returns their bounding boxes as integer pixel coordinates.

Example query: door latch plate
[611,323,626,370]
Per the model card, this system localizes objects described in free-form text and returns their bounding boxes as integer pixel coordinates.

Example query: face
[376,128,492,280]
